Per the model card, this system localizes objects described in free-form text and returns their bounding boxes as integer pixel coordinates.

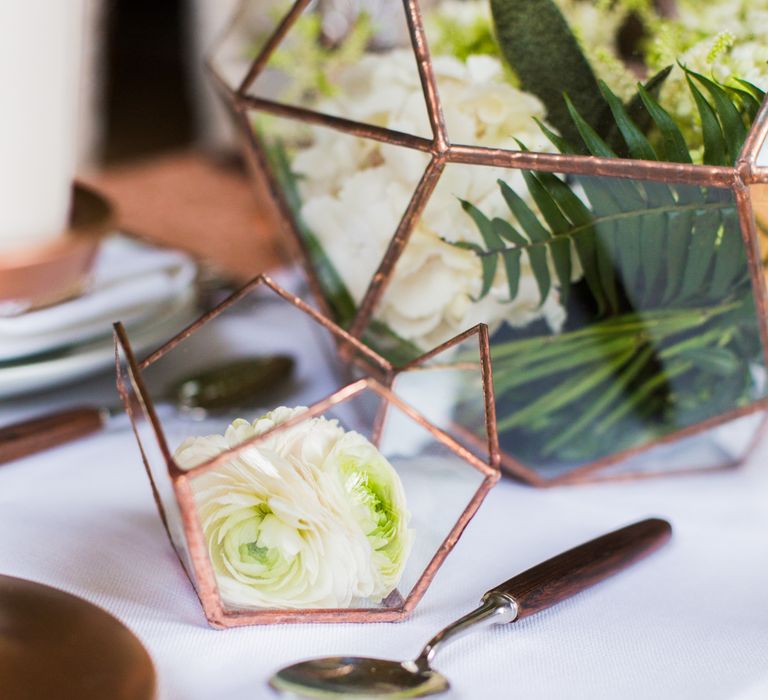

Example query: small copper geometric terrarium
[114,275,498,627]
[209,0,768,485]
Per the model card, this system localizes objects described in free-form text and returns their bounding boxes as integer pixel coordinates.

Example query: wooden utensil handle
[0,407,106,465]
[488,518,672,621]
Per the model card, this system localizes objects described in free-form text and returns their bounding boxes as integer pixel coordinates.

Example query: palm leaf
[727,85,763,122]
[686,75,727,166]
[459,201,501,298]
[733,78,766,101]
[603,66,673,156]
[684,67,748,162]
[637,83,692,163]
[599,80,658,161]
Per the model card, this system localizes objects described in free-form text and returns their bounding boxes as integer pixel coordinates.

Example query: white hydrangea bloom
[292,49,567,349]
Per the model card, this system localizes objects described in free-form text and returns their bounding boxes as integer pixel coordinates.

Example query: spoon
[0,354,294,465]
[270,518,672,699]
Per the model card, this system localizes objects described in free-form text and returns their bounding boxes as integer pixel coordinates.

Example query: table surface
[2,279,768,700]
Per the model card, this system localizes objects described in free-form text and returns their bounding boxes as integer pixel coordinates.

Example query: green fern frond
[463,74,753,314]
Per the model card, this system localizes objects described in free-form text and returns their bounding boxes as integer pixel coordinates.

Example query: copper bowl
[0,183,114,314]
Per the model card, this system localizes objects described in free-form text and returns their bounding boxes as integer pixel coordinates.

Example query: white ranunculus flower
[323,429,411,593]
[173,407,413,610]
[291,49,567,350]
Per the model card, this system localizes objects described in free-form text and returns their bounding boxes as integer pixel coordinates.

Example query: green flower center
[221,504,289,571]
[240,541,271,564]
[342,462,397,553]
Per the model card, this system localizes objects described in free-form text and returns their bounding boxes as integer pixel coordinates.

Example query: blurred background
[0,0,295,418]
[78,0,282,280]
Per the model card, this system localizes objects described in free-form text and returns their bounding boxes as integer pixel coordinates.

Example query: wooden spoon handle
[0,407,106,465]
[487,518,672,621]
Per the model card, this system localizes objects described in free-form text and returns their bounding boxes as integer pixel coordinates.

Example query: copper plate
[0,575,156,700]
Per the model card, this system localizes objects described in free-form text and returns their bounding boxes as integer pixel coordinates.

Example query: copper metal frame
[208,0,768,485]
[114,274,500,627]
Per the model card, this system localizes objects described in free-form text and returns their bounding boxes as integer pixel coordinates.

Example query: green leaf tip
[490,0,608,148]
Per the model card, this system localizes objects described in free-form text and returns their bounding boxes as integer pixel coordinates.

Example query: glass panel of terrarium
[358,158,544,362]
[372,160,768,478]
[245,0,433,139]
[374,393,489,602]
[419,0,647,154]
[250,111,432,330]
[138,283,350,460]
[757,131,768,168]
[208,0,297,91]
[752,186,768,264]
[419,0,553,153]
[391,331,492,467]
[577,411,768,481]
[181,393,385,614]
[116,340,197,587]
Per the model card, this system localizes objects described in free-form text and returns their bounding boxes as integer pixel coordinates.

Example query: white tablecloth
[1,292,768,700]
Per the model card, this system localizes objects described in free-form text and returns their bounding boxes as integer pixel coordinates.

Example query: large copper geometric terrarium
[114,275,499,626]
[209,0,768,484]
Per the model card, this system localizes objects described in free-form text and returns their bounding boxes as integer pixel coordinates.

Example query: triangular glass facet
[249,111,432,329]
[244,1,433,139]
[208,0,297,92]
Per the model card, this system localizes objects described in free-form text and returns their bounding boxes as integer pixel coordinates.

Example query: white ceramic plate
[0,289,198,399]
[0,236,198,362]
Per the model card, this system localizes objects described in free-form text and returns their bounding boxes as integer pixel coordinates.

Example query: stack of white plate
[0,235,199,398]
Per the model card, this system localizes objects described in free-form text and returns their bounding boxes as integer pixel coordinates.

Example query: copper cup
[0,183,113,314]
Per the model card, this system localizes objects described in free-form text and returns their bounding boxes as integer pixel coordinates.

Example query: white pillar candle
[0,1,84,251]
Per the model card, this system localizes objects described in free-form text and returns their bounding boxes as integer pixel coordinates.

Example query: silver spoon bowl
[271,657,448,698]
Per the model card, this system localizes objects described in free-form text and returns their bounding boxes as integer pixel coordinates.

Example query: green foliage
[491,0,609,146]
[263,136,358,328]
[490,0,672,152]
[263,13,373,103]
[428,11,500,64]
[460,72,765,464]
[603,66,673,157]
